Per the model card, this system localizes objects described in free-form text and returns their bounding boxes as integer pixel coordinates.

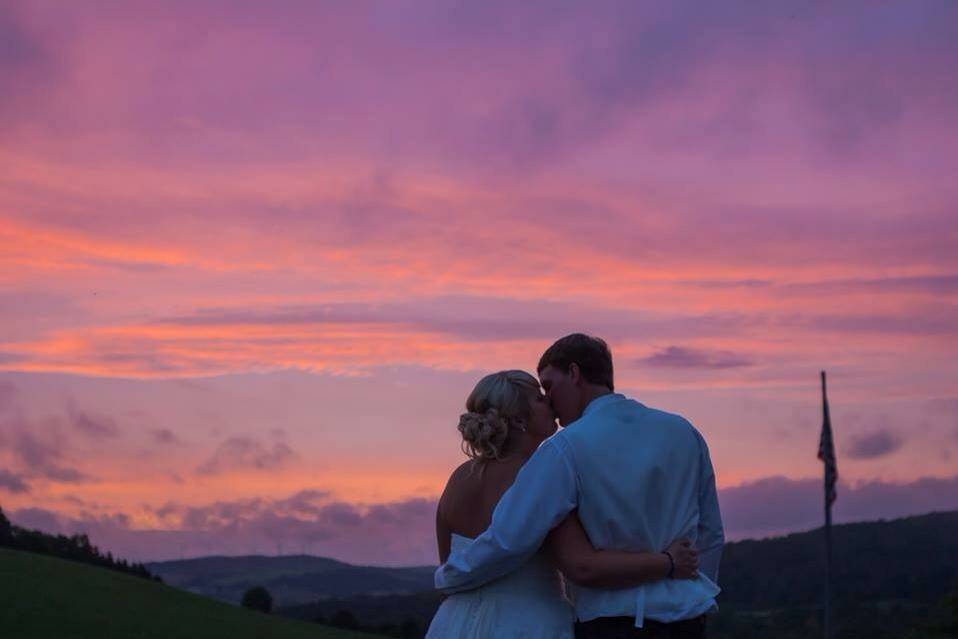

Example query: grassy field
[0,548,375,639]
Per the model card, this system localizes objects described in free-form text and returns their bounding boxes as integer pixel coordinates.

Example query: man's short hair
[537,333,614,391]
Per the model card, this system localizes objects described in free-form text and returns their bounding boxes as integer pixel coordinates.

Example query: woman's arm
[545,511,698,588]
[436,487,453,564]
[436,506,452,565]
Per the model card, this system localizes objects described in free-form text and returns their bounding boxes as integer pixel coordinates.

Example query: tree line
[0,505,160,583]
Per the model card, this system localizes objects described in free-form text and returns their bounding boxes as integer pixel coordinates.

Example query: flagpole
[822,371,832,639]
[824,479,832,639]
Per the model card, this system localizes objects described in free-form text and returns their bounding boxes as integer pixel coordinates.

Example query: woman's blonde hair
[457,370,540,463]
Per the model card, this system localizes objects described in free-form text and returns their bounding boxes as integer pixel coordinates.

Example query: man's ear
[568,362,581,386]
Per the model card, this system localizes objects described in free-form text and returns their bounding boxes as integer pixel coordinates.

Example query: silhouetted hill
[719,510,958,608]
[711,510,958,638]
[0,505,159,583]
[148,554,435,607]
[0,547,376,639]
[277,511,958,639]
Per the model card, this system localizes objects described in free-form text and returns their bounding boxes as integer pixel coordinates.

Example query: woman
[426,370,698,638]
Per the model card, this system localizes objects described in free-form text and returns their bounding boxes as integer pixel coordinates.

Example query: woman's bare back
[436,456,528,560]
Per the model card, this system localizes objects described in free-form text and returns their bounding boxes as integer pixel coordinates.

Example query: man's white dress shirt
[435,393,724,627]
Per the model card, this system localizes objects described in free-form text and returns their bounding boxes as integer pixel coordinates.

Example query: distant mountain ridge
[147,554,435,606]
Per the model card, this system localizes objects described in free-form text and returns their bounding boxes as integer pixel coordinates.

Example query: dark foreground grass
[0,548,376,639]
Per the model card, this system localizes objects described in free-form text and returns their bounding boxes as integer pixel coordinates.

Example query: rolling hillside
[279,511,958,639]
[34,510,954,638]
[0,548,375,639]
[148,555,435,607]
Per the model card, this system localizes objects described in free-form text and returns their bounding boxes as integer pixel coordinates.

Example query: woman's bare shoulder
[440,461,478,500]
[442,456,525,502]
[450,460,477,480]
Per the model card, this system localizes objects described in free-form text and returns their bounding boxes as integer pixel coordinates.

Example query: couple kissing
[428,333,724,639]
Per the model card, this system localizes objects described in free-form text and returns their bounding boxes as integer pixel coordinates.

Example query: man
[435,333,725,638]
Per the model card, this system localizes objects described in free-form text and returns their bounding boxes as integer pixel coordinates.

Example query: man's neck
[579,385,612,415]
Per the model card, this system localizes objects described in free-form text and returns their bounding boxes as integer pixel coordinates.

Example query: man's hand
[665,539,699,579]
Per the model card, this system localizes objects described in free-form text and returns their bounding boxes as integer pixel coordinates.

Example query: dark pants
[575,615,706,639]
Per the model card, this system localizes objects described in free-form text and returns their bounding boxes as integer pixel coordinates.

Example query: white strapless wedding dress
[426,533,575,638]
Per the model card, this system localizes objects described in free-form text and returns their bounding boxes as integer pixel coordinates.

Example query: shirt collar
[581,392,625,418]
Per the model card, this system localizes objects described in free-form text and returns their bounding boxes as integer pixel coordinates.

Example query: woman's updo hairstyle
[457,370,540,463]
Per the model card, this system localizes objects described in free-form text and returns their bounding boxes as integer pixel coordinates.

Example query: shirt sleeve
[434,437,578,593]
[694,429,725,584]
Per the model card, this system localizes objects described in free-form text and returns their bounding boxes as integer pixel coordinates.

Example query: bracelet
[663,551,675,579]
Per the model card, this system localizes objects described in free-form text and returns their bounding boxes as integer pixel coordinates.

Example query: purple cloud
[0,3,53,120]
[273,489,333,517]
[68,406,120,439]
[176,498,266,530]
[639,346,753,370]
[11,507,63,534]
[13,431,59,466]
[12,430,89,483]
[926,397,958,415]
[0,381,14,409]
[41,465,88,483]
[4,0,952,190]
[365,499,435,527]
[685,279,773,290]
[801,307,958,336]
[195,437,296,475]
[316,502,364,528]
[0,5,37,67]
[0,396,93,483]
[788,274,958,296]
[150,428,180,445]
[75,491,437,564]
[846,429,904,460]
[719,475,958,540]
[0,352,24,365]
[0,469,29,494]
[10,473,958,566]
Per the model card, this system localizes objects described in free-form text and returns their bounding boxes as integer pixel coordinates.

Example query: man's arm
[434,437,578,593]
[546,512,700,588]
[694,430,724,583]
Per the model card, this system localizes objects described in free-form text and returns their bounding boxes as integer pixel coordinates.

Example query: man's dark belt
[574,614,707,639]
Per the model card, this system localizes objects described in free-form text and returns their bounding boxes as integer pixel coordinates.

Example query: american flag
[818,371,838,507]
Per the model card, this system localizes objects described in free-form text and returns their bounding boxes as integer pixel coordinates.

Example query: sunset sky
[1,1,957,566]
